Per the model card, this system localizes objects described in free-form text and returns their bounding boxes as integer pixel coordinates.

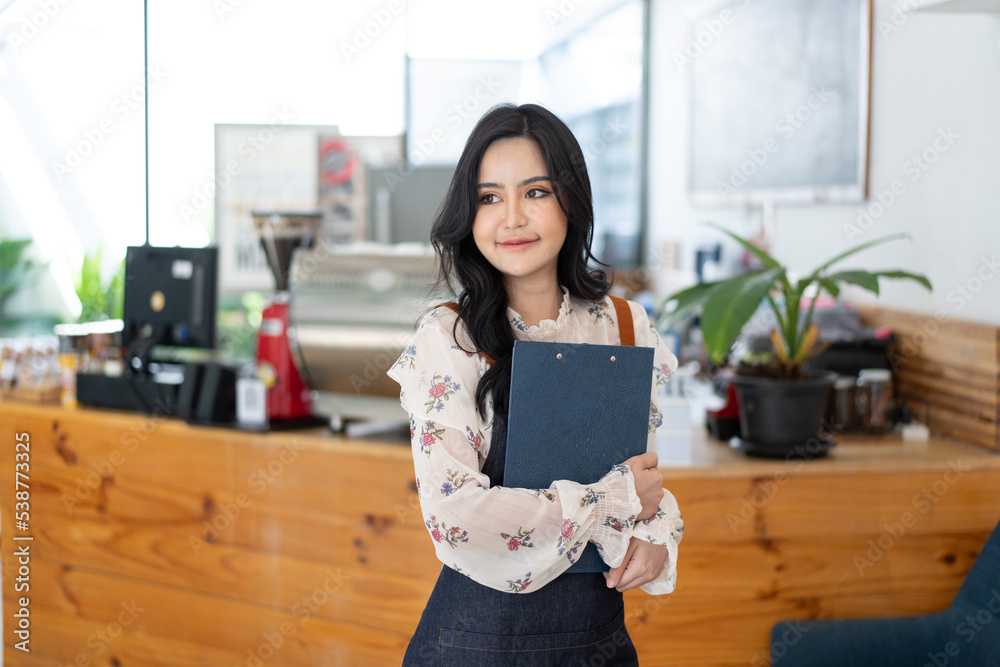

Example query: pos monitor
[122,245,219,374]
[77,245,220,417]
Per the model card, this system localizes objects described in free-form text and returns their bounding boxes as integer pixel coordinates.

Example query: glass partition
[0,0,649,333]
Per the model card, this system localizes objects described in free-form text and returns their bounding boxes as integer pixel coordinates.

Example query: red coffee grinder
[252,211,322,425]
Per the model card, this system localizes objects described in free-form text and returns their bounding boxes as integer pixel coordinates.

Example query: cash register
[75,245,238,424]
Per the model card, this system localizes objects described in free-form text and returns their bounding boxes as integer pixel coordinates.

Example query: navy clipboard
[503,340,654,573]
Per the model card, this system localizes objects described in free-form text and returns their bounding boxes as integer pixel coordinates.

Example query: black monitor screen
[123,245,218,350]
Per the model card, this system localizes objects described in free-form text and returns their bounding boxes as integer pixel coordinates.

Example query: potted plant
[661,224,931,458]
[73,249,125,323]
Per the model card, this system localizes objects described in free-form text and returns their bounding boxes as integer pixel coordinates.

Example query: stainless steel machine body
[287,243,445,425]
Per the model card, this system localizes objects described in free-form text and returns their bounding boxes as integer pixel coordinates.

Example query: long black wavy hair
[431,103,610,420]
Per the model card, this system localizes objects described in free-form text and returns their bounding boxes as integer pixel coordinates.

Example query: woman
[388,103,683,666]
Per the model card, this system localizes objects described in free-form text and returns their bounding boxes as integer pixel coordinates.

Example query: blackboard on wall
[687,0,870,205]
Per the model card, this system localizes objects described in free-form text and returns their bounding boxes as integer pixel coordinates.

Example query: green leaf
[823,269,933,297]
[872,270,932,291]
[704,222,781,271]
[808,233,911,277]
[790,277,823,357]
[658,280,722,329]
[817,278,841,298]
[107,259,126,320]
[766,295,789,346]
[700,267,784,365]
[824,270,881,295]
[74,248,126,323]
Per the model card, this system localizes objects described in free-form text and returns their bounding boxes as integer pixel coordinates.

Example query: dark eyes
[478,188,550,205]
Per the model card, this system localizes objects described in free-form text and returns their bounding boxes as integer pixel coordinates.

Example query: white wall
[648,0,1000,325]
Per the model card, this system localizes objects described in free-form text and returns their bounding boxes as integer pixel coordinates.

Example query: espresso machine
[252,211,326,427]
[286,243,441,430]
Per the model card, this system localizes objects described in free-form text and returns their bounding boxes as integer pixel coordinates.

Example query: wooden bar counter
[2,400,999,666]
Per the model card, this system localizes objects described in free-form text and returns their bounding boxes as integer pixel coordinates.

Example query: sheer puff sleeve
[623,301,684,595]
[386,307,643,594]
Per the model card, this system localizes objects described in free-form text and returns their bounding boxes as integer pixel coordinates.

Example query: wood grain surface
[2,401,999,666]
[857,304,1000,452]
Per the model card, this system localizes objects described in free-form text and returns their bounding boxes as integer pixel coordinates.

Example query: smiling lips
[498,237,539,249]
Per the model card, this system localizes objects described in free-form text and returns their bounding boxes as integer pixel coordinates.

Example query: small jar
[827,375,857,432]
[857,368,893,434]
[58,334,82,407]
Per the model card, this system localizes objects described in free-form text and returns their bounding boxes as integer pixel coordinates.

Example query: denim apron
[401,412,639,666]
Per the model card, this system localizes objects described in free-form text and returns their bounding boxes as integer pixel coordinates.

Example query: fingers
[615,555,653,592]
[614,565,643,592]
[634,468,665,521]
[604,538,638,588]
[623,451,658,473]
[613,540,669,592]
[604,537,640,589]
[636,451,658,470]
[613,540,647,591]
[639,468,664,490]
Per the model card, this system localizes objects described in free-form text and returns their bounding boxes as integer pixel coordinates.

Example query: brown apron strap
[435,302,497,366]
[610,295,635,347]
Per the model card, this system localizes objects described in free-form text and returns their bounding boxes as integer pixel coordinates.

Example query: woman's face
[472,136,568,288]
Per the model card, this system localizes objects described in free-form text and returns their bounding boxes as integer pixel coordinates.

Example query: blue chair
[770,518,1000,666]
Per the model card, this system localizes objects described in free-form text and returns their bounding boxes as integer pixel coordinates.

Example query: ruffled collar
[507,286,574,335]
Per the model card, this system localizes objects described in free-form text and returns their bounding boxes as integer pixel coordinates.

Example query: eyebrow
[476,176,553,189]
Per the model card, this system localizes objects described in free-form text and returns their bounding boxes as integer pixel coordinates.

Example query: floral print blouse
[387,288,683,595]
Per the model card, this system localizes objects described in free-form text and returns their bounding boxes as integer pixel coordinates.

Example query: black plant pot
[730,370,838,459]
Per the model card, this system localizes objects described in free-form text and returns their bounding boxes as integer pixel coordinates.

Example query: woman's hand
[604,537,668,592]
[623,452,663,521]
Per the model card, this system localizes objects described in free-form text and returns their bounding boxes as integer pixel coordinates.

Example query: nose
[502,197,528,229]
